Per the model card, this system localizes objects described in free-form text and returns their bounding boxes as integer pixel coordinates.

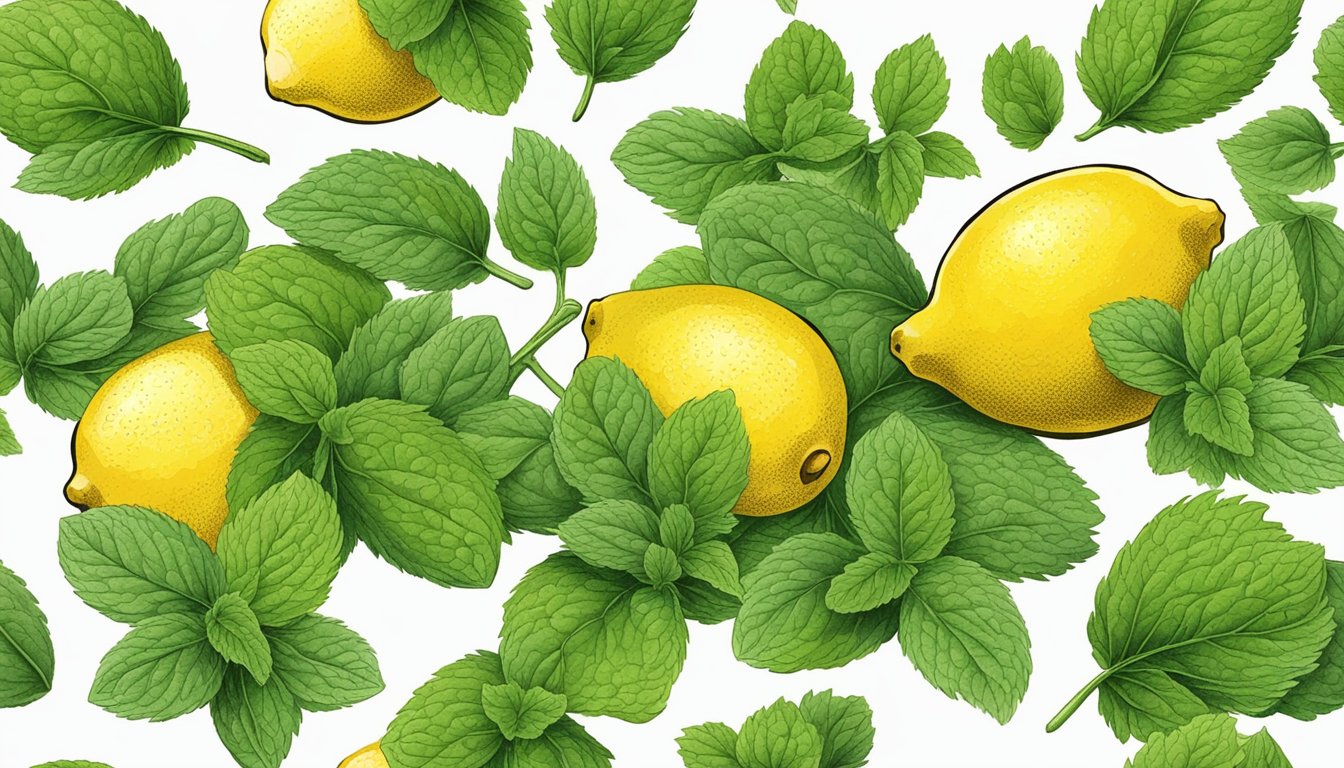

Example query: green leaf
[825,552,915,615]
[844,412,954,562]
[1284,215,1344,403]
[31,762,117,768]
[677,722,740,768]
[1183,226,1305,378]
[0,218,39,325]
[745,22,854,151]
[265,614,383,712]
[733,533,900,672]
[500,553,687,723]
[680,540,743,598]
[775,0,797,12]
[736,698,822,768]
[873,35,949,137]
[1072,493,1334,741]
[405,0,533,116]
[210,669,302,768]
[557,499,660,577]
[0,561,54,708]
[384,651,506,768]
[779,151,882,219]
[1124,714,1244,768]
[90,613,225,721]
[12,271,133,368]
[631,246,710,289]
[205,245,390,361]
[701,182,927,403]
[216,473,343,626]
[553,356,663,505]
[488,718,613,767]
[900,556,1031,723]
[205,593,272,685]
[612,108,779,225]
[1223,377,1344,492]
[481,681,568,741]
[358,0,455,49]
[225,416,321,514]
[57,506,225,625]
[265,151,504,292]
[229,340,337,424]
[780,96,870,165]
[1184,337,1254,454]
[798,690,875,768]
[644,543,682,587]
[1090,298,1191,395]
[399,316,512,425]
[1220,107,1337,194]
[0,408,18,456]
[1076,0,1303,138]
[982,37,1064,150]
[334,292,455,404]
[1268,560,1344,719]
[1317,15,1344,125]
[874,131,926,229]
[20,363,104,420]
[917,132,979,179]
[113,197,249,330]
[497,129,597,272]
[658,504,696,556]
[322,398,505,588]
[649,390,750,536]
[0,0,265,199]
[1240,728,1293,768]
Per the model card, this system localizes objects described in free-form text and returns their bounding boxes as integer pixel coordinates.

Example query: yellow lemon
[891,166,1224,435]
[65,333,258,548]
[339,743,388,768]
[261,0,440,123]
[583,285,847,517]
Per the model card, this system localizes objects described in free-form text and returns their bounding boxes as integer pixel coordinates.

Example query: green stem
[1046,668,1115,733]
[1075,120,1110,143]
[1331,142,1344,159]
[483,259,535,290]
[165,126,270,164]
[510,299,582,372]
[572,75,597,122]
[528,359,566,397]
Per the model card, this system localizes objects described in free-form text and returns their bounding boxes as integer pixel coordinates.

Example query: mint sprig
[0,560,54,708]
[57,474,382,768]
[677,691,874,768]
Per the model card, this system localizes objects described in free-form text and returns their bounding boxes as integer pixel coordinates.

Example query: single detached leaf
[632,246,710,289]
[265,614,383,712]
[735,698,823,768]
[11,271,133,368]
[333,292,455,404]
[405,0,533,116]
[1317,15,1344,125]
[210,668,302,768]
[358,0,455,49]
[0,561,54,708]
[229,340,337,424]
[1076,0,1304,138]
[982,37,1065,150]
[799,690,875,768]
[90,613,225,722]
[648,390,750,535]
[399,315,512,426]
[204,592,272,685]
[873,34,950,137]
[900,556,1031,723]
[553,356,663,505]
[1090,298,1191,396]
[481,681,568,741]
[384,651,506,768]
[745,22,854,151]
[1220,107,1338,194]
[496,128,597,272]
[917,132,980,179]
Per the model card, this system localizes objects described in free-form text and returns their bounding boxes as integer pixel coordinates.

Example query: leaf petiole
[527,359,566,397]
[483,259,536,290]
[1075,120,1109,142]
[1045,666,1116,733]
[508,282,583,390]
[163,126,271,164]
[572,75,597,122]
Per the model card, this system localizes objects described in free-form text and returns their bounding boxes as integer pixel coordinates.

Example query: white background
[1,1,1342,766]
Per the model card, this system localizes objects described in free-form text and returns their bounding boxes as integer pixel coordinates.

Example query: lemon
[583,285,847,517]
[261,0,440,123]
[65,333,258,548]
[891,166,1224,435]
[339,743,387,768]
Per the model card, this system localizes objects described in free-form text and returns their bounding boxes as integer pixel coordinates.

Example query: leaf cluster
[677,690,874,768]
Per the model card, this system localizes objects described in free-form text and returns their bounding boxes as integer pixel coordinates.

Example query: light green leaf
[1091,298,1191,395]
[875,132,926,229]
[229,340,337,423]
[649,391,750,538]
[12,271,133,368]
[90,613,225,721]
[481,681,568,741]
[745,22,854,151]
[266,614,383,712]
[399,316,511,426]
[557,499,660,577]
[631,246,710,289]
[844,412,954,562]
[1124,714,1243,768]
[0,217,38,325]
[1317,14,1344,125]
[736,698,822,768]
[780,96,870,164]
[680,540,743,598]
[0,407,18,456]
[204,592,272,685]
[405,0,533,116]
[358,0,455,49]
[497,128,597,272]
[982,37,1064,150]
[677,722,739,768]
[1268,560,1344,719]
[825,553,915,614]
[553,356,663,506]
[225,417,321,515]
[210,668,301,768]
[917,132,979,179]
[0,561,54,708]
[798,690,875,768]
[1220,107,1338,194]
[383,651,505,768]
[873,35,949,137]
[334,292,455,404]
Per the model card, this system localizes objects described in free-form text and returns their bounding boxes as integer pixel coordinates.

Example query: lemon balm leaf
[358,0,455,50]
[844,412,954,562]
[1124,714,1244,768]
[229,341,338,425]
[11,272,134,369]
[404,0,532,116]
[1317,15,1344,125]
[265,614,383,712]
[0,561,54,708]
[648,391,750,534]
[917,132,979,179]
[735,699,823,768]
[204,593,272,686]
[90,613,225,721]
[1090,298,1191,396]
[746,22,854,151]
[225,417,322,515]
[481,682,568,741]
[1268,560,1344,719]
[798,690,875,768]
[1218,107,1340,195]
[632,246,710,290]
[384,651,507,768]
[872,35,949,138]
[334,293,456,405]
[210,668,302,768]
[553,357,663,506]
[399,316,512,426]
[496,129,598,272]
[982,37,1064,151]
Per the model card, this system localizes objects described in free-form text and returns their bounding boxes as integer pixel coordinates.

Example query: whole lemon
[66,333,258,548]
[339,743,387,768]
[261,0,440,123]
[583,285,847,517]
[891,166,1224,435]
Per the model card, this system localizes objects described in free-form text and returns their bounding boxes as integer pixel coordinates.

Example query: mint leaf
[205,245,390,360]
[553,356,663,505]
[494,717,613,766]
[798,690,875,768]
[357,0,454,49]
[1091,298,1191,395]
[0,0,267,199]
[780,96,870,164]
[1318,15,1344,125]
[557,499,660,577]
[1076,0,1303,139]
[32,762,116,768]
[873,34,949,137]
[736,698,822,768]
[643,543,682,587]
[497,129,597,271]
[1125,714,1243,768]
[1220,107,1338,194]
[845,412,954,562]
[1183,226,1304,378]
[481,682,567,741]
[677,722,739,768]
[745,22,854,151]
[12,271,133,367]
[225,417,321,514]
[384,651,506,768]
[613,108,778,225]
[1284,214,1344,403]
[1238,729,1293,768]
[405,0,533,116]
[90,613,225,721]
[334,292,455,404]
[649,390,750,534]
[1147,394,1220,480]
[917,132,979,179]
[1269,560,1344,719]
[216,473,343,626]
[982,37,1064,150]
[776,0,797,11]
[1183,338,1254,455]
[632,246,710,289]
[874,131,925,229]
[113,197,249,330]
[229,340,337,424]
[1054,492,1334,741]
[0,561,53,708]
[205,593,272,685]
[658,504,696,555]
[779,152,882,219]
[548,0,695,121]
[733,533,900,672]
[399,316,511,425]
[322,398,505,588]
[58,505,225,625]
[900,556,1031,723]
[266,151,510,292]
[1232,377,1344,492]
[680,540,742,598]
[500,553,687,723]
[0,218,37,326]
[0,408,18,456]
[210,669,301,768]
[265,614,383,712]
[825,552,914,614]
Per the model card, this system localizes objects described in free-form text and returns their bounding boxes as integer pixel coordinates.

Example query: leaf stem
[483,259,535,290]
[508,279,583,391]
[528,359,566,397]
[165,126,270,164]
[1075,120,1110,143]
[1046,667,1115,733]
[572,75,597,122]
[1331,142,1344,159]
